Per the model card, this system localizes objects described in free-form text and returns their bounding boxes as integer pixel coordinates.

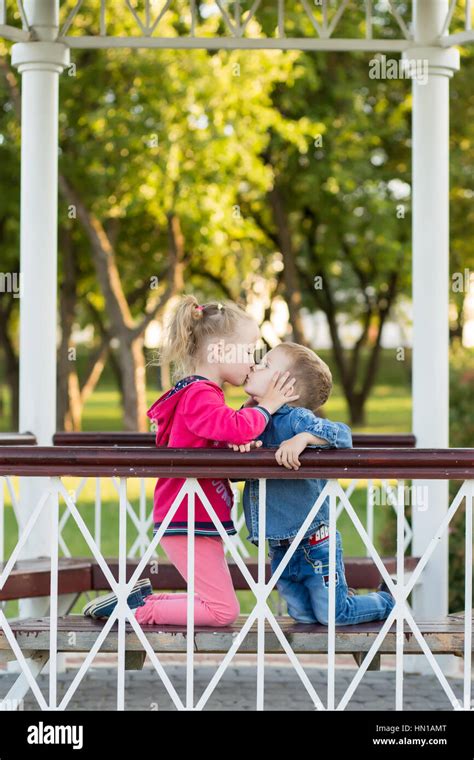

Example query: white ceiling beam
[58,35,411,51]
[441,29,474,45]
[0,22,30,40]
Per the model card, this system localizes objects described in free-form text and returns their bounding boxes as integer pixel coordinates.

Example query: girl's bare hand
[227,440,263,452]
[255,371,300,414]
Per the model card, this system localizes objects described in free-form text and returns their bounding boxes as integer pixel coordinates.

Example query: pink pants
[134,534,240,627]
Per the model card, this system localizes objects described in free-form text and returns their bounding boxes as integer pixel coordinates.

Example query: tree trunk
[5,356,19,430]
[57,227,77,430]
[65,371,82,431]
[0,301,19,431]
[268,186,308,346]
[58,175,184,431]
[117,334,148,431]
[348,394,366,427]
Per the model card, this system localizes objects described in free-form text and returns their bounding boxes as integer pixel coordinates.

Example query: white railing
[0,470,412,606]
[1,473,410,549]
[1,0,474,50]
[0,446,472,710]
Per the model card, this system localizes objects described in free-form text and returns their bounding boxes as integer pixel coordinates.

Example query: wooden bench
[0,553,426,674]
[0,613,470,674]
[0,555,420,599]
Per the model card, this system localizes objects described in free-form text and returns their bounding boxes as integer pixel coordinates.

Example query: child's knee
[316,611,330,626]
[215,597,240,626]
[316,600,346,626]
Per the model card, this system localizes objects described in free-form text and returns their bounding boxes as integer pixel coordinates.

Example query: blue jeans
[268,528,395,625]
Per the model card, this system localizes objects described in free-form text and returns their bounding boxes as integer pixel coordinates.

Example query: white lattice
[1,0,473,48]
[0,474,472,710]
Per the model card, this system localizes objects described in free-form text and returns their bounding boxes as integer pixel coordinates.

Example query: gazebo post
[404,0,460,674]
[10,0,69,622]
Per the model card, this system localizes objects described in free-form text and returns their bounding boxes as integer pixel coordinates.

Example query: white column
[403,0,459,674]
[10,2,69,623]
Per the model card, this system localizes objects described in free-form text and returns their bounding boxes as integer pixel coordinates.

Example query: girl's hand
[241,396,259,408]
[254,371,300,415]
[227,440,263,453]
[275,434,308,470]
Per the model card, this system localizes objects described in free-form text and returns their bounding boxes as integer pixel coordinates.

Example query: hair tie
[195,304,205,312]
[217,303,223,310]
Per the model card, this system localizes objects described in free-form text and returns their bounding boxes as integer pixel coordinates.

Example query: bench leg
[7,594,80,676]
[125,651,146,671]
[1,651,50,710]
[352,652,381,671]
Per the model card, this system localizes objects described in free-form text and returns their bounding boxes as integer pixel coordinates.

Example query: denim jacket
[242,405,353,545]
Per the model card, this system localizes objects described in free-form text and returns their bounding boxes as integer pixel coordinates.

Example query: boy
[235,342,395,626]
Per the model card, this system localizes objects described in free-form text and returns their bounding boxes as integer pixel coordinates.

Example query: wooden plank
[0,434,36,446]
[0,557,93,601]
[1,446,473,479]
[53,432,417,448]
[0,615,469,656]
[92,557,419,592]
[0,555,421,600]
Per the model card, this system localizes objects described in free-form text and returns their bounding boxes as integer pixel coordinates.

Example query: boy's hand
[227,440,263,453]
[254,371,300,415]
[275,432,327,470]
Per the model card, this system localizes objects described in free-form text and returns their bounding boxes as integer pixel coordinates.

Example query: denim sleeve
[290,408,353,449]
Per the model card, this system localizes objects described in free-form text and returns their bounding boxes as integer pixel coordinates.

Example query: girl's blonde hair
[156,295,254,383]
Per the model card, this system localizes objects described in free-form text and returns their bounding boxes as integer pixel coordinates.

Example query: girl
[133,295,299,627]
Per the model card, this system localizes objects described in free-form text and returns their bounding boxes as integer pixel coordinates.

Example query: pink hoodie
[147,376,270,537]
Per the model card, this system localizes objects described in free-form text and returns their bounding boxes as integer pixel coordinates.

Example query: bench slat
[0,556,420,600]
[0,614,469,656]
[92,556,420,591]
[0,557,92,600]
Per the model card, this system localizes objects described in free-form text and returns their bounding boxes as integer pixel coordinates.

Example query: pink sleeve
[181,385,270,444]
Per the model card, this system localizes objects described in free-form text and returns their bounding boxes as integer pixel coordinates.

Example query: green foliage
[448,342,474,612]
[0,4,473,429]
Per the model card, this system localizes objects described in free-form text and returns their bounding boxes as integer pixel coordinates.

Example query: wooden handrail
[0,446,472,478]
[52,432,417,448]
[0,433,417,448]
[0,434,37,446]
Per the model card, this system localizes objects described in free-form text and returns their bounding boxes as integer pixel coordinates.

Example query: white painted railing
[1,0,473,50]
[0,470,412,618]
[0,474,408,561]
[0,447,471,710]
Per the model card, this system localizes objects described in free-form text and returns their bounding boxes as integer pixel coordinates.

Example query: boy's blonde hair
[157,295,254,383]
[277,342,332,413]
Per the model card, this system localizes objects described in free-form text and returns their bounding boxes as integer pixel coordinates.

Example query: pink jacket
[147,376,271,537]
